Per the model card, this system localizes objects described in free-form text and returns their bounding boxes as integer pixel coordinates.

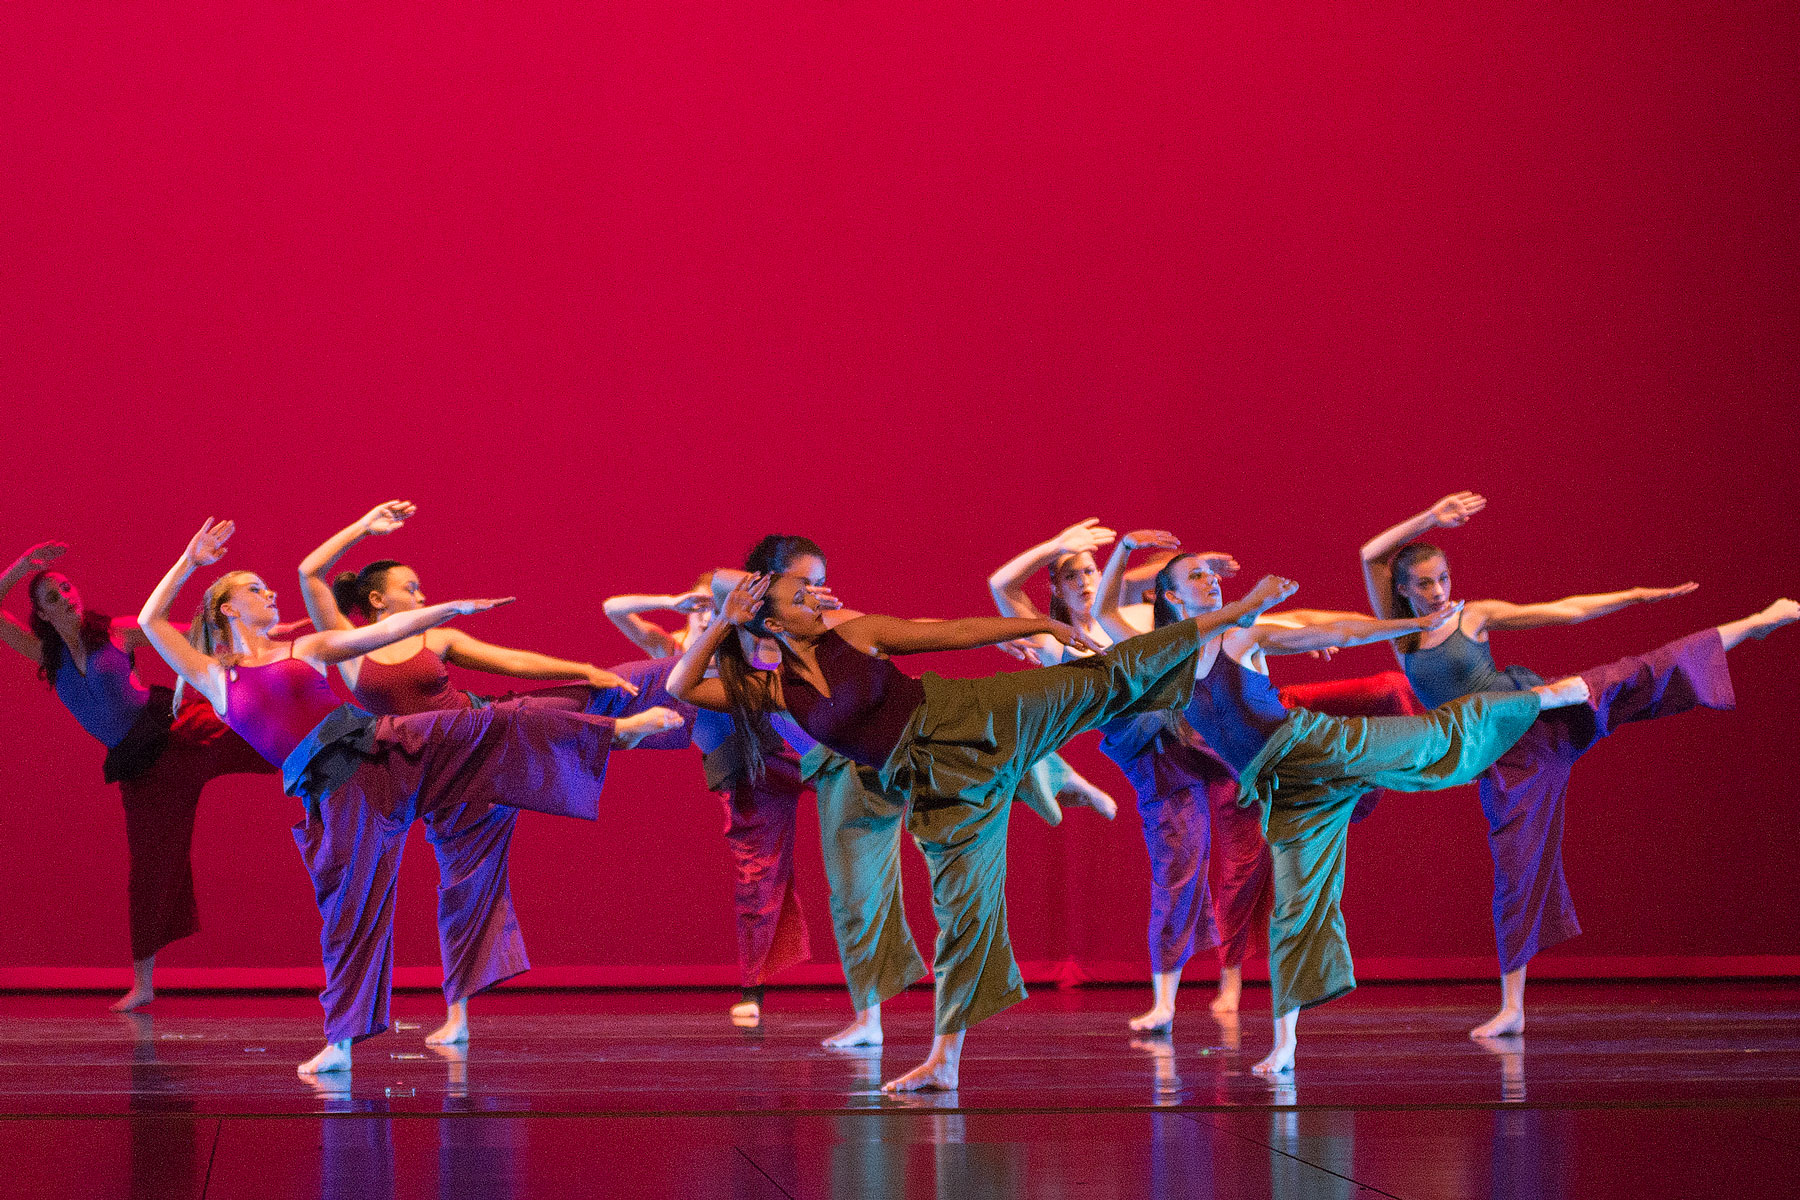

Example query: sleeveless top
[222,645,346,768]
[1400,620,1543,710]
[350,642,469,715]
[779,629,927,769]
[1180,651,1291,775]
[51,637,149,748]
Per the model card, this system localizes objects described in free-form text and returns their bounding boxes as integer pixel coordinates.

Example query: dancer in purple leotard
[298,503,689,1046]
[138,518,682,1078]
[1362,492,1798,1038]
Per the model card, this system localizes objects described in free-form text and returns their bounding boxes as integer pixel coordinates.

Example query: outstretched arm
[836,613,1101,657]
[138,521,234,708]
[602,592,703,658]
[1360,492,1486,619]
[298,502,415,636]
[437,627,638,693]
[0,541,67,664]
[1252,603,1460,655]
[296,598,517,666]
[1473,584,1697,633]
[987,519,1116,619]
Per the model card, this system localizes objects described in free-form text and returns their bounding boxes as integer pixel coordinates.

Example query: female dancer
[299,502,690,1045]
[669,540,1298,1092]
[605,575,814,1028]
[1,541,279,1012]
[140,518,680,1077]
[1097,553,1590,1075]
[1361,492,1798,1037]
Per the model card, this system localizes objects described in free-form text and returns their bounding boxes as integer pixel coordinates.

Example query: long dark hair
[1389,542,1446,654]
[27,571,113,688]
[1150,554,1199,629]
[716,535,825,781]
[331,560,406,621]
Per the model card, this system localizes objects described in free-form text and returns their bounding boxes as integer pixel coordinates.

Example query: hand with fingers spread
[585,666,641,695]
[185,519,235,567]
[1194,552,1240,578]
[451,597,516,616]
[1430,492,1487,529]
[1054,518,1118,558]
[722,574,771,626]
[805,584,843,611]
[361,500,416,536]
[1122,529,1181,553]
[996,637,1044,666]
[1045,620,1104,655]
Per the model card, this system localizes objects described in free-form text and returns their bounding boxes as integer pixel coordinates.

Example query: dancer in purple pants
[2,540,279,1012]
[299,503,688,1045]
[139,518,682,1077]
[1363,492,1799,1037]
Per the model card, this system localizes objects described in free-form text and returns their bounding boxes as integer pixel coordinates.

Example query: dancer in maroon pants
[2,540,278,1012]
[139,518,681,1077]
[1363,492,1798,1037]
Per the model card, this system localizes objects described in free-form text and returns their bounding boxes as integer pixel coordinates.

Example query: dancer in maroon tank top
[139,518,682,1078]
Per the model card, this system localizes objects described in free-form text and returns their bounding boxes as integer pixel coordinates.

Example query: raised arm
[1094,531,1182,639]
[987,519,1116,619]
[298,502,415,636]
[1360,492,1486,618]
[1251,602,1461,655]
[138,521,235,708]
[602,591,705,658]
[0,541,67,664]
[436,628,638,693]
[667,573,770,712]
[1472,584,1698,633]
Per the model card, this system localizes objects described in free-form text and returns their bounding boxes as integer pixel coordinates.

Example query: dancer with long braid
[1362,492,1799,1037]
[139,518,681,1077]
[1,541,280,1012]
[1097,552,1592,1075]
[669,537,1298,1091]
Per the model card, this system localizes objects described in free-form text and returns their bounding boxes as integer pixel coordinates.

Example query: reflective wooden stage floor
[3,981,1797,1198]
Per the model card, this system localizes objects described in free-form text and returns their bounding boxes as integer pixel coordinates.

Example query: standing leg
[808,748,925,1048]
[422,799,527,1046]
[1206,768,1271,1016]
[1130,779,1215,1033]
[719,752,810,1026]
[114,761,205,1011]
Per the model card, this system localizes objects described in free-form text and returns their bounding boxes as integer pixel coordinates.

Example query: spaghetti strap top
[350,640,468,715]
[222,644,345,768]
[1180,652,1291,775]
[52,638,150,748]
[780,629,927,769]
[1400,620,1543,709]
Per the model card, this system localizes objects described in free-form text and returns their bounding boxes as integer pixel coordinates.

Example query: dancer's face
[1396,555,1453,616]
[761,553,829,639]
[31,573,84,624]
[221,576,280,631]
[367,566,425,617]
[1051,552,1101,617]
[1161,555,1224,617]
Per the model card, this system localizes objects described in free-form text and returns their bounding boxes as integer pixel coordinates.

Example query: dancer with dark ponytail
[1362,492,1798,1038]
[1097,551,1592,1074]
[670,536,1298,1091]
[140,518,681,1077]
[1,541,279,1012]
[296,501,691,1046]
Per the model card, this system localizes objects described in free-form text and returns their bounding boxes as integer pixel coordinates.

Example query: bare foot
[110,984,154,1013]
[1017,785,1063,827]
[823,1011,882,1048]
[882,1057,958,1093]
[1470,1008,1525,1039]
[1059,780,1118,820]
[1210,966,1243,1015]
[1531,675,1591,710]
[1749,598,1799,638]
[613,706,684,747]
[1253,1011,1297,1075]
[730,999,761,1028]
[297,1040,352,1077]
[1129,1004,1175,1033]
[425,1001,468,1046]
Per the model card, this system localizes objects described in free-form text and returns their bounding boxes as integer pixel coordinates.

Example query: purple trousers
[1483,629,1733,973]
[293,702,615,1044]
[716,749,811,988]
[120,700,274,961]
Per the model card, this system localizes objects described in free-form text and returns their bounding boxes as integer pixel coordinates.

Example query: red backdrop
[3,2,1796,989]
